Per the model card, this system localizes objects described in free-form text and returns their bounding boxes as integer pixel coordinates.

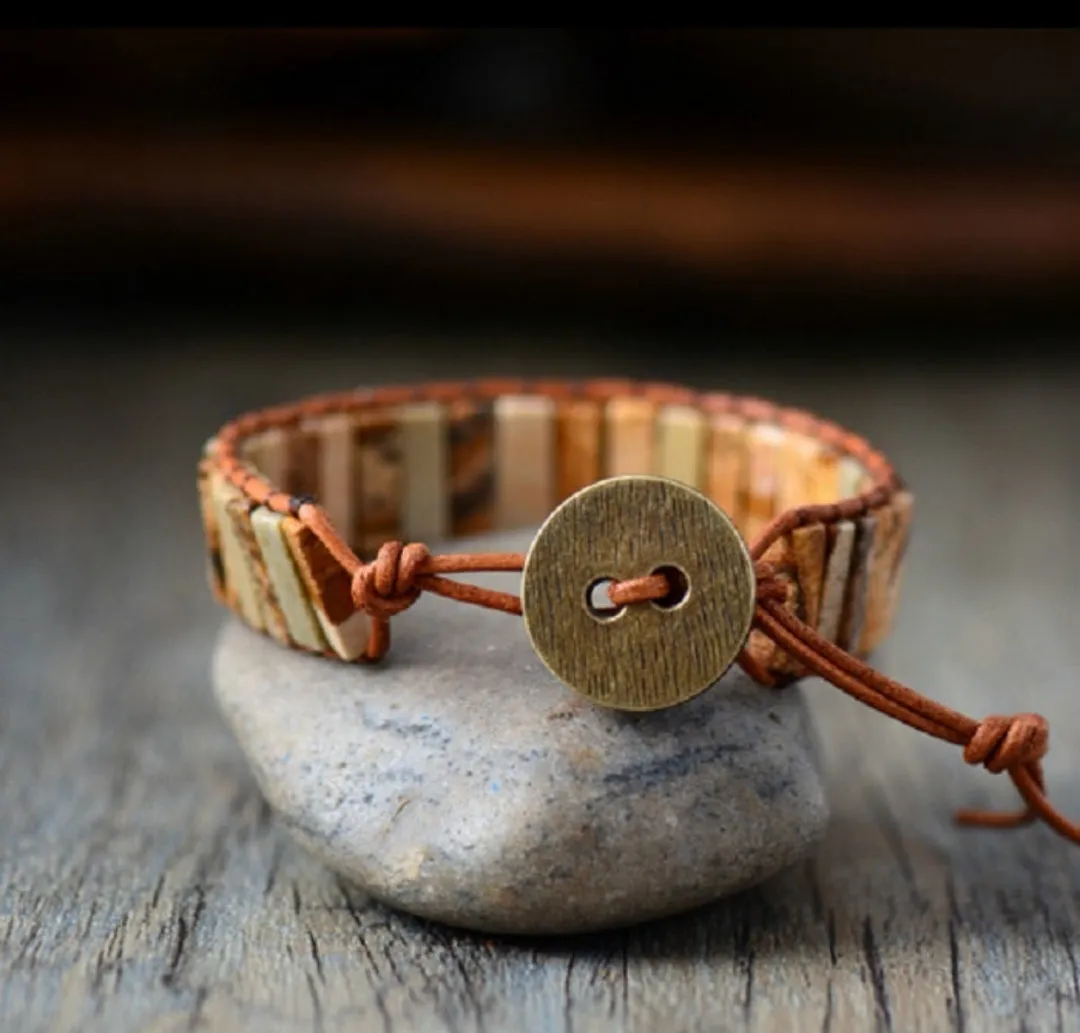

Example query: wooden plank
[656,404,706,489]
[818,519,856,643]
[250,507,329,653]
[494,394,556,529]
[604,396,654,476]
[11,348,1080,1033]
[555,398,602,502]
[706,411,747,532]
[448,399,496,537]
[210,471,265,631]
[400,400,449,544]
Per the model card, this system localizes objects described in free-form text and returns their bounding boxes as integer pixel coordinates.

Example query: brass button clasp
[521,475,756,711]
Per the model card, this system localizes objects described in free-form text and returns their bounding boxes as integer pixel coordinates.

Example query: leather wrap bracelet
[199,377,1080,847]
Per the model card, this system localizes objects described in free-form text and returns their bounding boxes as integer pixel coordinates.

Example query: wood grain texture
[4,344,1080,1033]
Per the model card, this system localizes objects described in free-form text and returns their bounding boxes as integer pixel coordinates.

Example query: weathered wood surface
[2,341,1079,1033]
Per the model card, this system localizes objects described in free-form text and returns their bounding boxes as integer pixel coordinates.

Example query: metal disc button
[521,475,756,711]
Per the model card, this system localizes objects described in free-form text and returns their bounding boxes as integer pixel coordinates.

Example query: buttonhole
[650,564,690,610]
[585,577,623,621]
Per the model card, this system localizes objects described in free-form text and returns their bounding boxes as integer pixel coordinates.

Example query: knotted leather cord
[211,380,1080,847]
[323,533,1075,845]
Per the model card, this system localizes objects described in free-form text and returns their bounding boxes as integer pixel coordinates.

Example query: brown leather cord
[749,578,1080,844]
[298,503,525,659]
[322,528,1080,847]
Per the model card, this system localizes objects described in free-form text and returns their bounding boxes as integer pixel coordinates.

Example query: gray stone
[212,529,829,935]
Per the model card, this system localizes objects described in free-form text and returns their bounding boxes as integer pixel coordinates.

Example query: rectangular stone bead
[806,444,842,505]
[745,522,828,676]
[317,413,356,550]
[604,397,655,477]
[494,394,556,529]
[210,472,265,631]
[882,490,915,636]
[281,517,371,660]
[352,408,403,558]
[706,412,747,531]
[400,401,449,544]
[745,423,786,543]
[775,433,808,515]
[778,432,835,513]
[239,427,288,488]
[791,522,828,631]
[817,520,856,643]
[839,511,877,652]
[449,399,496,537]
[555,399,602,503]
[196,457,226,604]
[283,421,322,499]
[837,455,869,499]
[227,496,290,645]
[656,404,706,489]
[859,490,916,653]
[250,507,328,653]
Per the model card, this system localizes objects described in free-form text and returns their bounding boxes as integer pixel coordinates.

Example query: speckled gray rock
[212,529,829,935]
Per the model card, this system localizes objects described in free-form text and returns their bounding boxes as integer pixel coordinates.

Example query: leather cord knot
[291,496,1080,849]
[350,541,432,621]
[964,713,1049,774]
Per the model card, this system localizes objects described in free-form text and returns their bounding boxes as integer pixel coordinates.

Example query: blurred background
[4,27,1080,370]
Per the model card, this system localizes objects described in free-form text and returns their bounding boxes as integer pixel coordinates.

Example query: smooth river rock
[212,529,829,935]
